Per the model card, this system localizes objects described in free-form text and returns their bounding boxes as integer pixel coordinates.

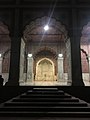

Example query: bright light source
[0,54,2,57]
[58,54,63,57]
[44,25,49,31]
[28,54,32,58]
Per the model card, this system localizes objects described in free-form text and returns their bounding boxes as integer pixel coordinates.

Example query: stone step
[20,94,71,98]
[0,111,90,117]
[0,106,90,112]
[32,87,58,91]
[26,90,64,95]
[4,101,87,107]
[0,88,89,117]
[12,97,79,102]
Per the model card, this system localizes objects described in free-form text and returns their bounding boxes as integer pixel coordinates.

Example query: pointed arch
[35,57,56,81]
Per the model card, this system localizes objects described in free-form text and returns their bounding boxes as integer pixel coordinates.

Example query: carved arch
[23,16,68,41]
[34,46,57,59]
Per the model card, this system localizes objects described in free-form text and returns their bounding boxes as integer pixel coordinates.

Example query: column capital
[27,56,33,60]
[27,54,33,60]
[58,54,63,59]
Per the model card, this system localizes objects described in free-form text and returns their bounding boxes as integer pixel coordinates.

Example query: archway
[35,58,56,81]
[0,21,11,85]
[22,16,71,86]
[81,22,90,86]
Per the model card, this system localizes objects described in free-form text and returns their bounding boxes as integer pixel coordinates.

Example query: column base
[5,80,19,86]
[67,80,72,86]
[72,79,85,86]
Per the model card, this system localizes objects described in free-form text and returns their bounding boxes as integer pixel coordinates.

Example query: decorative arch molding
[81,48,88,62]
[81,22,90,66]
[0,21,11,74]
[0,21,10,34]
[82,22,90,36]
[81,22,90,44]
[23,16,68,41]
[34,46,57,59]
[3,49,11,59]
[37,57,54,68]
[35,57,56,81]
[81,22,90,82]
[0,21,11,42]
[2,48,10,73]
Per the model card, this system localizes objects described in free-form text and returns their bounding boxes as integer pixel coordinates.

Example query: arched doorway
[32,47,57,86]
[35,58,56,81]
[22,16,71,86]
[0,21,11,85]
[81,22,90,86]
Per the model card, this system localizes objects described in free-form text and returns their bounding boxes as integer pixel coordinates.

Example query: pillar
[88,56,90,82]
[0,56,2,74]
[70,8,84,86]
[57,54,64,82]
[27,54,33,83]
[19,38,25,84]
[7,8,21,86]
[66,38,72,85]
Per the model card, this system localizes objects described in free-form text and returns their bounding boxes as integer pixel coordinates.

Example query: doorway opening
[35,58,56,82]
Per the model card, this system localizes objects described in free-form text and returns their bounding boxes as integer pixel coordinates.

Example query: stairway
[0,87,90,117]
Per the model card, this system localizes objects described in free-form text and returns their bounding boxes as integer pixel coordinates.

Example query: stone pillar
[66,38,72,85]
[88,56,90,82]
[0,56,2,74]
[57,54,64,82]
[19,38,25,84]
[7,8,21,86]
[27,54,33,83]
[70,9,84,86]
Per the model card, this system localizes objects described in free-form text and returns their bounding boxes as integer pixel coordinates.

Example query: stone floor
[20,80,68,86]
[20,80,90,86]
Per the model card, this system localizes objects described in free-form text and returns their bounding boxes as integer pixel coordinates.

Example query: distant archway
[0,21,11,84]
[81,22,90,86]
[35,58,56,81]
[22,16,71,86]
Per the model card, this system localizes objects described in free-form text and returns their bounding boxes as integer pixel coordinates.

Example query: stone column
[66,38,72,85]
[0,56,2,74]
[88,56,90,82]
[57,54,64,82]
[8,8,21,86]
[19,38,25,84]
[27,54,33,83]
[70,9,84,86]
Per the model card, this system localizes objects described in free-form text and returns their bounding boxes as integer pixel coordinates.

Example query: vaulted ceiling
[23,16,68,43]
